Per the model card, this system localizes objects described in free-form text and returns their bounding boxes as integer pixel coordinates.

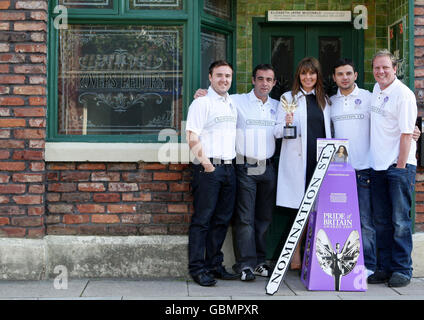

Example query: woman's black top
[305,94,326,189]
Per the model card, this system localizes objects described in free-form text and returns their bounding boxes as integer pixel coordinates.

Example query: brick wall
[0,0,47,238]
[415,0,424,232]
[45,162,192,236]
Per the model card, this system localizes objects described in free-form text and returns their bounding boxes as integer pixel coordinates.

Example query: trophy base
[283,126,297,139]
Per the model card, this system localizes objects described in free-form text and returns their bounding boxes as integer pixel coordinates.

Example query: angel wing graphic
[315,229,361,290]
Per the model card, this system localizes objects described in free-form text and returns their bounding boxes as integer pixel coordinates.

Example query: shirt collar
[377,77,399,95]
[336,83,359,97]
[208,86,230,102]
[248,89,270,105]
[300,88,315,96]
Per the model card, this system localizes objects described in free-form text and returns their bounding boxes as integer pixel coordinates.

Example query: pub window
[48,0,235,147]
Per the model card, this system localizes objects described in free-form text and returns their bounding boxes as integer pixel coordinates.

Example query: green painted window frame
[47,0,236,143]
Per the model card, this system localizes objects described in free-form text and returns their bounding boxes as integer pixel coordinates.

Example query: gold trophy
[280,95,298,139]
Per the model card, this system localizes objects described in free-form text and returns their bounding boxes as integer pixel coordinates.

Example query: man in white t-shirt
[330,58,376,276]
[186,60,239,286]
[194,64,279,282]
[367,50,417,288]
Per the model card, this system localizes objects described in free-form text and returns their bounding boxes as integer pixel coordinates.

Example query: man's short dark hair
[209,60,233,75]
[252,64,276,79]
[332,58,356,74]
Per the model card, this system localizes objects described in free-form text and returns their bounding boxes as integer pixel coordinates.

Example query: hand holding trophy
[280,95,298,139]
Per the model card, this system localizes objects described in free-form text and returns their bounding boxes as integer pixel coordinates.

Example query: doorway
[252,19,364,260]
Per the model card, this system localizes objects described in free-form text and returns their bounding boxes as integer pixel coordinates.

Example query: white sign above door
[267,10,352,22]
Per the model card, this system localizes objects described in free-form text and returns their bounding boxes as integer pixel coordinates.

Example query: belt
[209,158,234,165]
[237,155,272,166]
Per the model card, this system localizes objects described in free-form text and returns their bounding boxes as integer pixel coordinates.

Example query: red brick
[93,193,120,202]
[92,214,120,224]
[0,65,8,73]
[77,204,104,213]
[12,195,42,204]
[0,86,9,94]
[169,182,190,192]
[91,171,120,181]
[77,163,106,170]
[122,172,152,182]
[28,206,44,215]
[28,97,46,106]
[12,173,43,182]
[109,182,138,192]
[0,97,24,105]
[140,163,168,170]
[0,53,25,63]
[152,214,183,224]
[47,163,75,170]
[29,161,44,171]
[29,119,45,128]
[13,107,45,117]
[61,171,90,181]
[0,140,25,148]
[48,204,73,214]
[0,195,9,203]
[0,12,25,20]
[121,214,150,224]
[0,205,24,215]
[28,184,44,193]
[0,75,25,84]
[13,86,46,95]
[11,216,43,227]
[169,164,189,171]
[0,184,26,194]
[0,118,25,127]
[0,227,26,237]
[14,22,46,32]
[0,23,9,31]
[107,204,136,213]
[14,128,45,139]
[0,150,10,159]
[0,162,25,171]
[14,65,46,74]
[153,172,182,181]
[16,1,48,10]
[78,183,106,192]
[0,129,10,138]
[63,214,90,225]
[0,1,10,9]
[12,150,44,160]
[122,192,152,202]
[139,182,168,191]
[168,204,188,213]
[48,183,76,192]
[30,11,47,21]
[0,173,10,182]
[0,217,9,225]
[27,227,45,238]
[107,163,137,171]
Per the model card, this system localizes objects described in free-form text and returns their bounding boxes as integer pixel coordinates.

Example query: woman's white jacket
[274,90,331,209]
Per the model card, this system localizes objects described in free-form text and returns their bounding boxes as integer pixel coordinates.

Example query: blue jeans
[188,163,236,276]
[370,164,416,279]
[356,169,377,272]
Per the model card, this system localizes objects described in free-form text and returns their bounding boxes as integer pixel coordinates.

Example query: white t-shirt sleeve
[186,98,209,136]
[397,90,417,134]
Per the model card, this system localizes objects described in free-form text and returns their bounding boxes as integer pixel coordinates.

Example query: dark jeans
[370,164,416,279]
[188,163,236,276]
[232,162,276,272]
[356,169,377,272]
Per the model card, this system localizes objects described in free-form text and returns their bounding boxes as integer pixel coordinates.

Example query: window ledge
[45,142,192,163]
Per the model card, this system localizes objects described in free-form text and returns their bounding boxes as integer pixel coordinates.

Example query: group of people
[185,50,419,289]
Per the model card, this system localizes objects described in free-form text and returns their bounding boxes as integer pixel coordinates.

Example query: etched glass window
[319,37,341,96]
[204,0,231,20]
[270,37,294,99]
[129,0,182,10]
[200,29,227,89]
[59,0,114,9]
[58,25,183,135]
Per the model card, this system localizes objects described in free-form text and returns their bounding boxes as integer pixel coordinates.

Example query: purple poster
[301,163,367,291]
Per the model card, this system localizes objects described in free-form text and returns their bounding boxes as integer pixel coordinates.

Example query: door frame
[252,17,365,89]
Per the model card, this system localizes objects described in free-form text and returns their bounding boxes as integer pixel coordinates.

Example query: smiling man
[186,60,238,286]
[368,50,418,288]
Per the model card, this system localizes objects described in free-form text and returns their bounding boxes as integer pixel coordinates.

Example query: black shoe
[209,266,239,280]
[388,273,411,287]
[240,268,255,281]
[367,271,390,284]
[192,272,217,287]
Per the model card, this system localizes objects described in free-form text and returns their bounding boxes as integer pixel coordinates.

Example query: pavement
[0,270,423,300]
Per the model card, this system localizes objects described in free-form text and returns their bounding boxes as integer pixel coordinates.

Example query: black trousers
[188,163,236,276]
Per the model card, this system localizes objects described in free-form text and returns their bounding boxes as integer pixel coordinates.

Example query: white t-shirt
[370,78,417,170]
[231,90,279,160]
[186,86,237,160]
[330,84,372,170]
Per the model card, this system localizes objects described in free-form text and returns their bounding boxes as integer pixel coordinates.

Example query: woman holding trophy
[274,57,332,269]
